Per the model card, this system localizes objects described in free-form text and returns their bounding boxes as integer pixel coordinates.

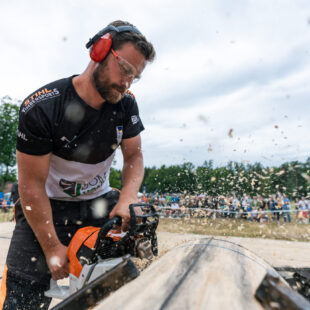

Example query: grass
[0,209,14,222]
[157,217,310,242]
[1,210,309,242]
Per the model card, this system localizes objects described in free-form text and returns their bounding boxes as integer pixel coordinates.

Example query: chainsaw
[46,203,159,309]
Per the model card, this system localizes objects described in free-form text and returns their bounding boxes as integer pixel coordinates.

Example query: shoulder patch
[126,90,135,99]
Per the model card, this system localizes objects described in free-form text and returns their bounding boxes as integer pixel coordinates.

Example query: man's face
[92,43,146,103]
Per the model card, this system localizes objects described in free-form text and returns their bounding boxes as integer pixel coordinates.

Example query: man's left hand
[109,201,132,231]
[109,200,143,231]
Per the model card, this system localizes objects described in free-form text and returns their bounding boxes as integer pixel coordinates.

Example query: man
[282,194,291,223]
[10,182,19,204]
[0,20,155,310]
[298,196,309,224]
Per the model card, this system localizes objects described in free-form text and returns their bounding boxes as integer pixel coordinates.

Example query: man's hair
[108,20,155,62]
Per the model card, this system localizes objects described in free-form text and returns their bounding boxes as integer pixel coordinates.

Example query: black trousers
[0,190,119,310]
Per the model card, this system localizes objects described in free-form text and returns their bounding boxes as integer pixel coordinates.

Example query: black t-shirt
[16,76,144,200]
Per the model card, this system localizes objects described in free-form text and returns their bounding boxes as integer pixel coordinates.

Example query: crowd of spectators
[138,192,310,224]
[0,197,14,212]
[2,183,309,224]
[0,182,18,213]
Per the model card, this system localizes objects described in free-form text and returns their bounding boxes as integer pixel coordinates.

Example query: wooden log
[95,237,283,309]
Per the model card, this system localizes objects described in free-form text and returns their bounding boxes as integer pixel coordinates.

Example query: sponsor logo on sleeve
[22,88,60,113]
[131,115,139,125]
[17,130,28,141]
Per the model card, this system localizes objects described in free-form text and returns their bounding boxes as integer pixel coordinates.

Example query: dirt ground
[0,222,309,309]
[156,231,310,268]
[1,222,308,274]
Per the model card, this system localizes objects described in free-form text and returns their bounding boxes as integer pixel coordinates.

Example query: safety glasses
[111,49,141,83]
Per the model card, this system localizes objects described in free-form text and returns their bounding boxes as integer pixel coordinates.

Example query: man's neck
[72,64,105,110]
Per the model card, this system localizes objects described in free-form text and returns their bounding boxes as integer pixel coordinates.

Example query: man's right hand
[45,243,69,280]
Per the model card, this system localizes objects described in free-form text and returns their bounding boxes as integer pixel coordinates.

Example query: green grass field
[0,209,13,222]
[157,217,310,242]
[1,210,309,242]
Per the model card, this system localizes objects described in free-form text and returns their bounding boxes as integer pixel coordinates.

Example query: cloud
[1,0,310,169]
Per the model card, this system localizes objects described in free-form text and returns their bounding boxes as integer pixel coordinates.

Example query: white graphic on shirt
[59,174,107,197]
[45,153,114,200]
[18,130,28,141]
[131,115,138,125]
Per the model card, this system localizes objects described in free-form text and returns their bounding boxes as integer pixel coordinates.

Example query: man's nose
[120,80,131,89]
[120,75,134,88]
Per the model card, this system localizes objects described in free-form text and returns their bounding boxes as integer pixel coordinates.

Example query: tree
[109,158,122,189]
[109,168,122,189]
[141,166,156,193]
[0,96,20,189]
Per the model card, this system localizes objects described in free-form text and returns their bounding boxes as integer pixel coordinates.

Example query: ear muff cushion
[90,33,112,62]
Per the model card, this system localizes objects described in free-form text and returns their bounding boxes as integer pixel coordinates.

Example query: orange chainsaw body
[68,227,125,278]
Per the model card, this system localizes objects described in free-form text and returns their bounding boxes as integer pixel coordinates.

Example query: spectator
[142,194,149,204]
[170,201,180,217]
[252,207,258,222]
[269,195,279,221]
[276,194,283,221]
[165,194,172,205]
[258,207,268,222]
[247,203,253,221]
[158,194,166,206]
[11,182,19,204]
[282,194,291,223]
[1,199,8,213]
[298,197,309,224]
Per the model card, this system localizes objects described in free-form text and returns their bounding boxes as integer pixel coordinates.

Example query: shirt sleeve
[122,95,144,139]
[16,103,54,155]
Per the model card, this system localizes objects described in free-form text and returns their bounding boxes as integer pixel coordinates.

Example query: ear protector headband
[86,25,142,63]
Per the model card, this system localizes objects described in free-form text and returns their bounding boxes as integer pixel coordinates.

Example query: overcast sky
[1,0,310,169]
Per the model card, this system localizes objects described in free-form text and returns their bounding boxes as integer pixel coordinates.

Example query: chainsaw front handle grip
[97,204,157,243]
[98,216,122,240]
[129,203,157,213]
[129,203,157,221]
[128,203,159,234]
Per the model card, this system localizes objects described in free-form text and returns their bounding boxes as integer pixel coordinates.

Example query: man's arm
[109,135,144,231]
[16,150,69,280]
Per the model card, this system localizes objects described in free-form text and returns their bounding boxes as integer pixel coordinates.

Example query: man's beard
[92,62,126,103]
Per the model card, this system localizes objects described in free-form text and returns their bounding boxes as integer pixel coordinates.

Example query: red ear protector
[86,25,142,63]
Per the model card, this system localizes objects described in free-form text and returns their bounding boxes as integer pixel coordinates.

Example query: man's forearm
[19,182,60,253]
[119,153,144,203]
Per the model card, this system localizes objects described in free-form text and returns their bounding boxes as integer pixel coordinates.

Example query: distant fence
[1,205,308,224]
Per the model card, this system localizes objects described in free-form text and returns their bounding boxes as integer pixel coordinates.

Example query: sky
[1,0,310,170]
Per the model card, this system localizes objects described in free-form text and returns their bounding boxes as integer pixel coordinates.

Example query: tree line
[0,96,19,190]
[137,160,310,198]
[0,96,309,199]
